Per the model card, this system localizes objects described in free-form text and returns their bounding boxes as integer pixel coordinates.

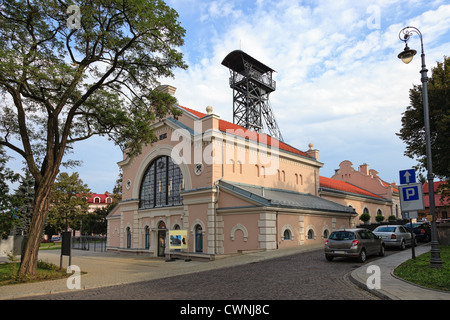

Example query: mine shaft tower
[222,50,284,141]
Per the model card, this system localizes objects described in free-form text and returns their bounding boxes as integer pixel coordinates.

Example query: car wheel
[325,256,333,262]
[400,240,406,250]
[358,249,367,263]
[379,245,385,257]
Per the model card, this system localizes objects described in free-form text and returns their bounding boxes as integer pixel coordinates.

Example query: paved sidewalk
[349,244,450,300]
[0,243,448,300]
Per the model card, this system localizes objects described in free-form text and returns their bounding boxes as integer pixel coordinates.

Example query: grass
[394,245,450,292]
[0,260,69,286]
[39,242,61,250]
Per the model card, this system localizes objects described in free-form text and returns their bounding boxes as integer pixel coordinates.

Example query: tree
[0,146,20,239]
[46,172,91,234]
[0,0,187,277]
[398,56,450,181]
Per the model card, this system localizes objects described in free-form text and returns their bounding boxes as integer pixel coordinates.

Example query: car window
[375,226,396,232]
[329,231,355,240]
[359,230,369,239]
[399,226,407,233]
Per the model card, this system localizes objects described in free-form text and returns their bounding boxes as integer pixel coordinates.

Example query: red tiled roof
[179,105,312,159]
[87,192,111,204]
[423,181,447,193]
[319,176,385,200]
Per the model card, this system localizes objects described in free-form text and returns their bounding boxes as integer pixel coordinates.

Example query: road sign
[399,183,424,212]
[399,169,416,185]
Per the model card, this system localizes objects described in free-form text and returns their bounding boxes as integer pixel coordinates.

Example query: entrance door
[157,221,166,257]
[195,224,203,253]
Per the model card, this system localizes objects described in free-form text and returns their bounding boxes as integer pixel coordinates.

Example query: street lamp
[398,26,442,269]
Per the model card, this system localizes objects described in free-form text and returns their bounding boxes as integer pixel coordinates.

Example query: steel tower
[221,50,283,141]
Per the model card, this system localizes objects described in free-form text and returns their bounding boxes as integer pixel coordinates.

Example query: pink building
[328,161,400,222]
[106,87,357,258]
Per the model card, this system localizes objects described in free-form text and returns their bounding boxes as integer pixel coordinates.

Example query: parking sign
[399,183,424,212]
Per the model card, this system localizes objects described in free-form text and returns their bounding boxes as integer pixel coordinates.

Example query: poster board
[169,230,188,250]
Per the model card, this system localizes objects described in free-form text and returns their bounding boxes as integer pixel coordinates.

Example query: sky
[5,0,450,193]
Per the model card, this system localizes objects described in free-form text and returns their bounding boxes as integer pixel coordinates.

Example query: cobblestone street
[25,248,382,300]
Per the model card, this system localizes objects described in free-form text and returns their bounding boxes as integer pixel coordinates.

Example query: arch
[306,224,317,240]
[126,226,132,248]
[139,155,185,209]
[230,224,248,242]
[322,225,331,239]
[281,224,294,241]
[144,225,150,249]
[132,144,192,199]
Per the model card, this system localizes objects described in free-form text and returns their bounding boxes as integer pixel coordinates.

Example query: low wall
[437,224,450,246]
[0,236,25,257]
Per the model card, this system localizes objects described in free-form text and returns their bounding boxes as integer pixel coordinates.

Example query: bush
[388,215,397,221]
[359,212,371,223]
[375,215,385,223]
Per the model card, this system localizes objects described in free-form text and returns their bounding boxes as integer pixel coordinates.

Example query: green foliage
[0,0,187,275]
[46,172,91,234]
[398,56,450,181]
[388,215,397,221]
[375,214,385,223]
[359,212,371,223]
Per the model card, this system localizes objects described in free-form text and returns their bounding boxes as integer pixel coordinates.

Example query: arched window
[307,229,314,240]
[139,156,184,209]
[283,229,291,240]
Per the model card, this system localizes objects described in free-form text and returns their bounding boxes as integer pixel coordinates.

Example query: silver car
[373,225,414,250]
[324,228,385,262]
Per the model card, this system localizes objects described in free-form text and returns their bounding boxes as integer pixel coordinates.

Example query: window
[139,156,184,209]
[283,229,291,240]
[307,229,314,240]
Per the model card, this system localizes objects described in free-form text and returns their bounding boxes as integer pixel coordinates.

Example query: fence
[72,236,107,252]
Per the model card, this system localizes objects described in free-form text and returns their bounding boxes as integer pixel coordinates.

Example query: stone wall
[437,224,450,245]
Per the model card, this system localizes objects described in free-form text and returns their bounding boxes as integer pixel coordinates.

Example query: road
[22,247,402,300]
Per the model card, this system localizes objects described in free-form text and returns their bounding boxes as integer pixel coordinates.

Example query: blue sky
[6,0,450,193]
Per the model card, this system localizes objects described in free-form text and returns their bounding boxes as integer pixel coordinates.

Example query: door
[158,221,167,257]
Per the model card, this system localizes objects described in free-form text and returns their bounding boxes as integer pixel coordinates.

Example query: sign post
[60,231,72,270]
[399,169,423,260]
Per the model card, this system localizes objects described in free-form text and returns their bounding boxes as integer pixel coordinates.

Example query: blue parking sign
[399,183,424,212]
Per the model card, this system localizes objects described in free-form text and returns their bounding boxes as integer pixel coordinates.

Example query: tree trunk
[18,183,52,277]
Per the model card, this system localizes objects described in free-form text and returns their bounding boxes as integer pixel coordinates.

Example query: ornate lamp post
[398,26,442,268]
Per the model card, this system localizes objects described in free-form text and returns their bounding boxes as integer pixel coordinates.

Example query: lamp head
[398,44,417,64]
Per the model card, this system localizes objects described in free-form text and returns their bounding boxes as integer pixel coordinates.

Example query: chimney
[306,143,319,161]
[359,163,369,175]
[155,84,177,96]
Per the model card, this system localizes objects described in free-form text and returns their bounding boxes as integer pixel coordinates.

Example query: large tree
[0,0,187,277]
[398,56,450,181]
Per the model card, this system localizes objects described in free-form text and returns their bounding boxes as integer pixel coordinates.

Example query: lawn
[394,245,450,292]
[0,260,68,286]
[0,243,67,286]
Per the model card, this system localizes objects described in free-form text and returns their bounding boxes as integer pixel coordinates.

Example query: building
[86,192,114,213]
[106,87,357,257]
[326,160,400,223]
[420,181,449,221]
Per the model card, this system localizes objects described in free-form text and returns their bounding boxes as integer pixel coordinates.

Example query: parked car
[324,228,385,262]
[404,222,431,242]
[373,225,414,249]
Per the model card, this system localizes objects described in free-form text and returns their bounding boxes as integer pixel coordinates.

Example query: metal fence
[72,236,107,252]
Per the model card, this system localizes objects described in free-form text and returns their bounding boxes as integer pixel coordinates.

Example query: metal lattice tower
[221,50,284,141]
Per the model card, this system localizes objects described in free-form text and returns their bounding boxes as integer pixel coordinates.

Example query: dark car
[404,222,431,242]
[324,228,385,262]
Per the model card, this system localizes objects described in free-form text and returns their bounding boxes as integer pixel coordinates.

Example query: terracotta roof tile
[319,176,385,200]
